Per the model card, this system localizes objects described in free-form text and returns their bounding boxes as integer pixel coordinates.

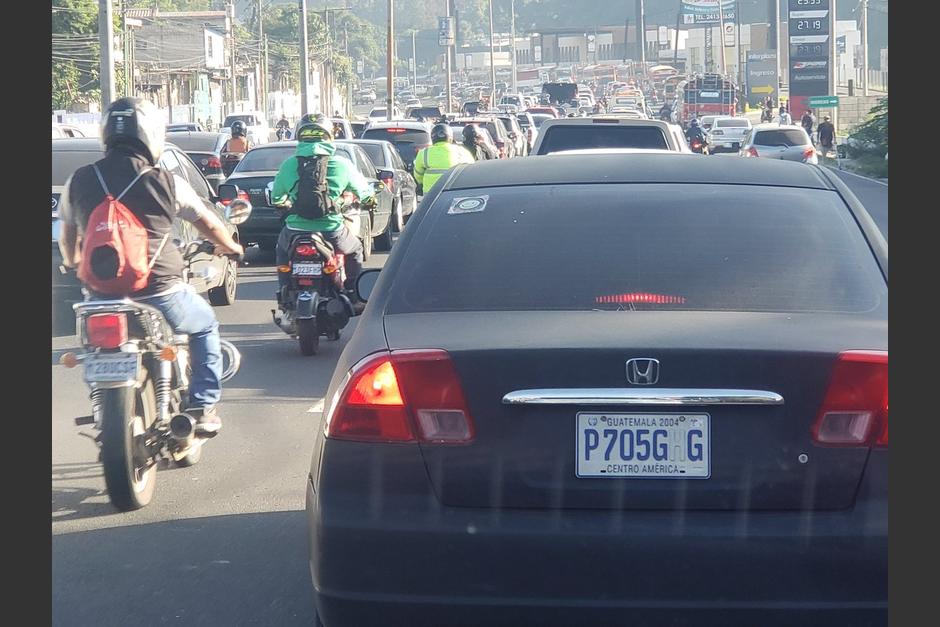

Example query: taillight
[207,156,222,169]
[746,147,759,158]
[811,351,888,447]
[86,313,128,349]
[803,147,816,159]
[323,253,344,274]
[220,190,249,206]
[294,244,318,257]
[326,350,475,444]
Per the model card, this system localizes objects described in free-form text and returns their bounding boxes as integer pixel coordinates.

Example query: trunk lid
[385,311,885,511]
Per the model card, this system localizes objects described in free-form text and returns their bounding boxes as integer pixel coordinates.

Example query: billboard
[746,50,778,106]
[681,0,735,26]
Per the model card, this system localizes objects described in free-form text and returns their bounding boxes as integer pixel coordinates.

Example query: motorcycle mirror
[264,181,274,207]
[225,198,253,225]
[355,269,381,305]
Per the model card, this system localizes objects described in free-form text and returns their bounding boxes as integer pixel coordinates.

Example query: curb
[824,165,888,187]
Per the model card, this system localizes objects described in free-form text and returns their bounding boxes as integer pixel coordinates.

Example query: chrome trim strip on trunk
[501,388,784,406]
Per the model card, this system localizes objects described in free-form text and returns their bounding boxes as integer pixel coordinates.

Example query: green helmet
[296,120,333,143]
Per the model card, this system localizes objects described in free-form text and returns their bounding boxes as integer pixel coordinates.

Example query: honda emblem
[626,358,660,385]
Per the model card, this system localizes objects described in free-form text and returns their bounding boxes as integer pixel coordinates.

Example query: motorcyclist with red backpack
[56,97,244,436]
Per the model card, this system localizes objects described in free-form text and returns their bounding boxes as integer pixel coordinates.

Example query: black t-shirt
[63,148,187,296]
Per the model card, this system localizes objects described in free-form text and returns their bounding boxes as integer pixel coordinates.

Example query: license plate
[576,413,710,479]
[84,353,140,383]
[292,262,323,276]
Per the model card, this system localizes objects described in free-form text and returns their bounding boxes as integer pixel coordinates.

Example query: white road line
[829,167,889,187]
[307,398,325,413]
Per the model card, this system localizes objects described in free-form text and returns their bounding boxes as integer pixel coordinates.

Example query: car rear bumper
[236,207,282,244]
[307,447,887,627]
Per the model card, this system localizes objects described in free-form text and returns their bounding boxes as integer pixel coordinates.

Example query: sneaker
[189,406,222,438]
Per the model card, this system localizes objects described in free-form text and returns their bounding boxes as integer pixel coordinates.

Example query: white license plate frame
[575,412,711,479]
[292,262,323,276]
[83,352,141,383]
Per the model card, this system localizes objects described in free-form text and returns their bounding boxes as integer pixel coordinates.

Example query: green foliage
[51,0,101,110]
[847,97,888,157]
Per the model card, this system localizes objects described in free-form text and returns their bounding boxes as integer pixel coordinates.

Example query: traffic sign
[751,85,775,94]
[808,95,839,107]
[438,16,455,47]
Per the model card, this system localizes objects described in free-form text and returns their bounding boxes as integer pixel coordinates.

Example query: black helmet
[431,123,453,143]
[462,124,480,142]
[296,120,333,143]
[230,120,247,137]
[100,97,165,165]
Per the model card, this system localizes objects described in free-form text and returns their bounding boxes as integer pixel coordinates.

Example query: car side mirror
[217,184,239,203]
[355,269,381,304]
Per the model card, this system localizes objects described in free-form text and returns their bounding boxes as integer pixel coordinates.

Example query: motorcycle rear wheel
[100,377,157,511]
[298,318,320,356]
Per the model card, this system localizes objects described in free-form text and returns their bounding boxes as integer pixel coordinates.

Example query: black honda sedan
[306,154,887,627]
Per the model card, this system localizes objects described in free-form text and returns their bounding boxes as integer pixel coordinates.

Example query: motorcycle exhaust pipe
[169,413,197,445]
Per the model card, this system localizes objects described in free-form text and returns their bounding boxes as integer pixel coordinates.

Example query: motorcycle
[221,151,246,177]
[761,108,774,123]
[689,137,709,155]
[267,191,365,356]
[59,204,250,511]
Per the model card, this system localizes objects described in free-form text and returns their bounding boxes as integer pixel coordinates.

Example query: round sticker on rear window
[448,195,489,215]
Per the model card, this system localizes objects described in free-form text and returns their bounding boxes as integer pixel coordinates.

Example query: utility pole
[673,0,681,69]
[737,0,743,105]
[412,30,418,92]
[861,0,869,95]
[488,0,496,104]
[717,0,726,76]
[445,0,454,114]
[228,1,237,113]
[773,0,780,95]
[345,25,352,116]
[257,0,264,119]
[263,34,270,115]
[99,0,116,109]
[623,17,629,64]
[387,0,394,121]
[300,0,310,116]
[510,0,517,94]
[636,0,646,70]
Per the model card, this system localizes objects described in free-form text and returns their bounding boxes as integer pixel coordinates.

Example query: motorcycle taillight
[294,244,319,258]
[324,253,345,274]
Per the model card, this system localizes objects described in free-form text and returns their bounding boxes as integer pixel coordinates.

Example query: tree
[52,0,102,110]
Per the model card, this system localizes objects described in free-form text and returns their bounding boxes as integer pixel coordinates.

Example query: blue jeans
[138,284,222,408]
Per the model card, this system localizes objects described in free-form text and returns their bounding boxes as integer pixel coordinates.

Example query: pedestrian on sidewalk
[817,115,835,157]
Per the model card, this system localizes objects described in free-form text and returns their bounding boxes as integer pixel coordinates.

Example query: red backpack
[77,165,167,296]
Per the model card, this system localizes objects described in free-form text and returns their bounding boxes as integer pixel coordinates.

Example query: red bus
[679,74,737,122]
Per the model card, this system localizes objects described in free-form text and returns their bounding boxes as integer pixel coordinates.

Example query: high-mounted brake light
[595,293,687,305]
[86,313,128,349]
[326,350,475,444]
[811,351,888,447]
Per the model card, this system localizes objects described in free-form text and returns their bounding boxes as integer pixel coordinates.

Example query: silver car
[707,117,752,154]
[739,124,818,165]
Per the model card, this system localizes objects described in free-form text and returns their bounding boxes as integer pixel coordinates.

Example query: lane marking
[829,166,889,187]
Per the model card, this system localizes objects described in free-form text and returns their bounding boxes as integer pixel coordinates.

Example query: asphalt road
[51,152,887,627]
[52,245,392,627]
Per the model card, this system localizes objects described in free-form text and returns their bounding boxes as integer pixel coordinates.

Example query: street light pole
[861,0,869,95]
[412,30,418,93]
[99,0,116,109]
[717,0,726,76]
[445,0,454,113]
[510,0,518,94]
[387,0,394,121]
[299,0,310,116]
[488,0,496,104]
[228,1,237,113]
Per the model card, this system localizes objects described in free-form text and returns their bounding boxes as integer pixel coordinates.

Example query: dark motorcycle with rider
[267,118,378,355]
[685,118,709,155]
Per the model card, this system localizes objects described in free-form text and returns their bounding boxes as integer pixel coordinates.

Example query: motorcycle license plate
[84,353,140,383]
[292,262,323,276]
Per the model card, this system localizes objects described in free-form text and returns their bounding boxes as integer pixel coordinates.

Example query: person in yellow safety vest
[413,123,475,194]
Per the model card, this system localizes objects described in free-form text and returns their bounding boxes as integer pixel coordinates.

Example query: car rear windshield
[408,107,442,119]
[716,119,750,128]
[754,129,809,147]
[235,147,294,172]
[166,134,221,152]
[361,128,430,164]
[52,150,102,185]
[386,184,886,315]
[536,125,668,153]
[356,143,387,167]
